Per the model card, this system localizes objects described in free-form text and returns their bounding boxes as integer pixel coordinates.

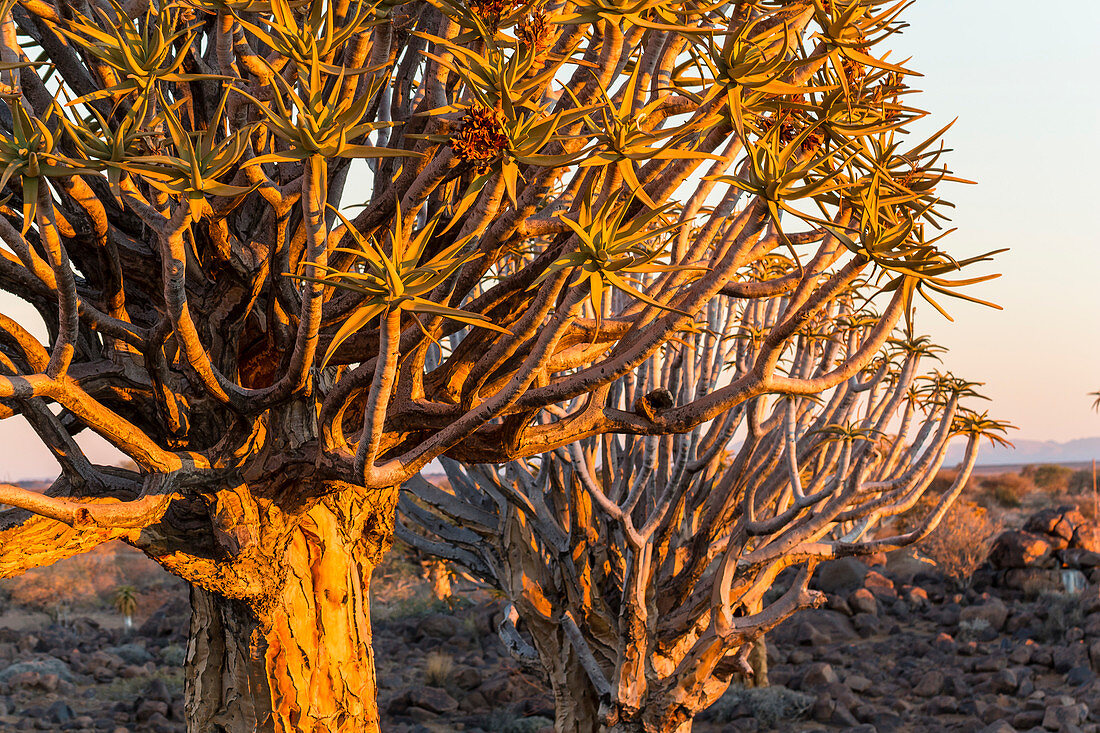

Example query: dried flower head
[451,105,509,174]
[516,8,550,55]
[467,0,521,23]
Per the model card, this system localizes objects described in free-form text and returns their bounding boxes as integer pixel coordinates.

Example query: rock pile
[988,507,1100,592]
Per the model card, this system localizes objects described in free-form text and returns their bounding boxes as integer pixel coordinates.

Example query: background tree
[0,0,997,730]
[112,583,138,630]
[400,292,1010,732]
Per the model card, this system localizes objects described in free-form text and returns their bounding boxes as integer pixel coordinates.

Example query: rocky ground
[0,506,1098,732]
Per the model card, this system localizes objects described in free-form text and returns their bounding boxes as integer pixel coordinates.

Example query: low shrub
[1022,464,1074,494]
[897,499,1002,586]
[1068,469,1095,495]
[424,651,455,687]
[978,473,1032,507]
[706,685,814,727]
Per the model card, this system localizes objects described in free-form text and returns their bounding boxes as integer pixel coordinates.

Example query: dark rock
[145,678,173,703]
[135,700,170,723]
[452,666,482,690]
[103,643,153,666]
[914,670,944,697]
[1024,506,1083,542]
[1053,643,1089,673]
[1059,548,1100,569]
[1041,703,1086,730]
[926,695,957,714]
[960,597,1009,631]
[0,658,74,684]
[811,558,870,594]
[1012,709,1045,728]
[852,613,884,637]
[46,701,74,723]
[848,589,877,616]
[989,531,1055,569]
[975,656,1008,673]
[785,609,857,647]
[991,668,1018,694]
[415,614,461,640]
[138,598,189,640]
[388,687,459,715]
[868,711,903,731]
[884,551,937,585]
[1000,568,1056,595]
[903,585,930,607]
[1010,643,1035,665]
[979,722,1017,733]
[863,571,898,600]
[844,674,872,693]
[800,663,839,689]
[1066,665,1094,686]
[141,711,172,730]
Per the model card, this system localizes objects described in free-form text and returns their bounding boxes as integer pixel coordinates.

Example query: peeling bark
[0,511,127,578]
[184,488,397,733]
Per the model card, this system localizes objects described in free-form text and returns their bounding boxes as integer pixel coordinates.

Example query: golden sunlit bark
[185,488,396,732]
[0,0,1006,727]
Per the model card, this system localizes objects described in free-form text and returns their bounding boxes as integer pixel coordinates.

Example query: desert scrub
[1036,591,1086,643]
[957,617,993,642]
[898,499,1002,585]
[423,652,455,687]
[703,684,814,727]
[979,473,1032,507]
[1022,464,1074,494]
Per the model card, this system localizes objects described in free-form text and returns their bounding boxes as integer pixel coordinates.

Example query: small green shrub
[1068,469,1095,495]
[1022,465,1074,494]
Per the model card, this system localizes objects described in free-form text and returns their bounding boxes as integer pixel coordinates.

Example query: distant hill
[944,437,1100,467]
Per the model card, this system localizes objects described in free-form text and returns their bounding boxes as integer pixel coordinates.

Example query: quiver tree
[401,316,1011,732]
[0,0,998,729]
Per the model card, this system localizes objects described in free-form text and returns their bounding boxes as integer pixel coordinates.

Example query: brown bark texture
[184,487,395,733]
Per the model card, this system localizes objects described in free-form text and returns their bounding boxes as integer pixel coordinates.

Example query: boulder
[0,658,74,684]
[800,663,839,689]
[863,571,898,601]
[1052,643,1089,673]
[415,614,462,640]
[1024,506,1083,542]
[387,686,459,715]
[988,531,1054,569]
[138,597,189,640]
[913,670,944,698]
[883,550,937,585]
[959,597,1009,632]
[785,609,857,647]
[847,589,878,616]
[1041,702,1086,731]
[1059,548,1100,569]
[811,558,870,594]
[103,643,153,666]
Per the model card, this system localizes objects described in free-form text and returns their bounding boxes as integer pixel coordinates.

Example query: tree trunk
[524,616,604,733]
[184,488,397,732]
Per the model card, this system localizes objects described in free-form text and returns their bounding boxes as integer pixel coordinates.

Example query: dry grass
[424,651,455,687]
[899,498,1003,585]
[0,541,177,616]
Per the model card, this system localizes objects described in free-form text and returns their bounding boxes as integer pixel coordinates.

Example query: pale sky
[889,1,1100,443]
[1,2,1098,480]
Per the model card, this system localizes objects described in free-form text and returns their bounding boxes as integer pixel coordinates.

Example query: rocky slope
[0,507,1098,732]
